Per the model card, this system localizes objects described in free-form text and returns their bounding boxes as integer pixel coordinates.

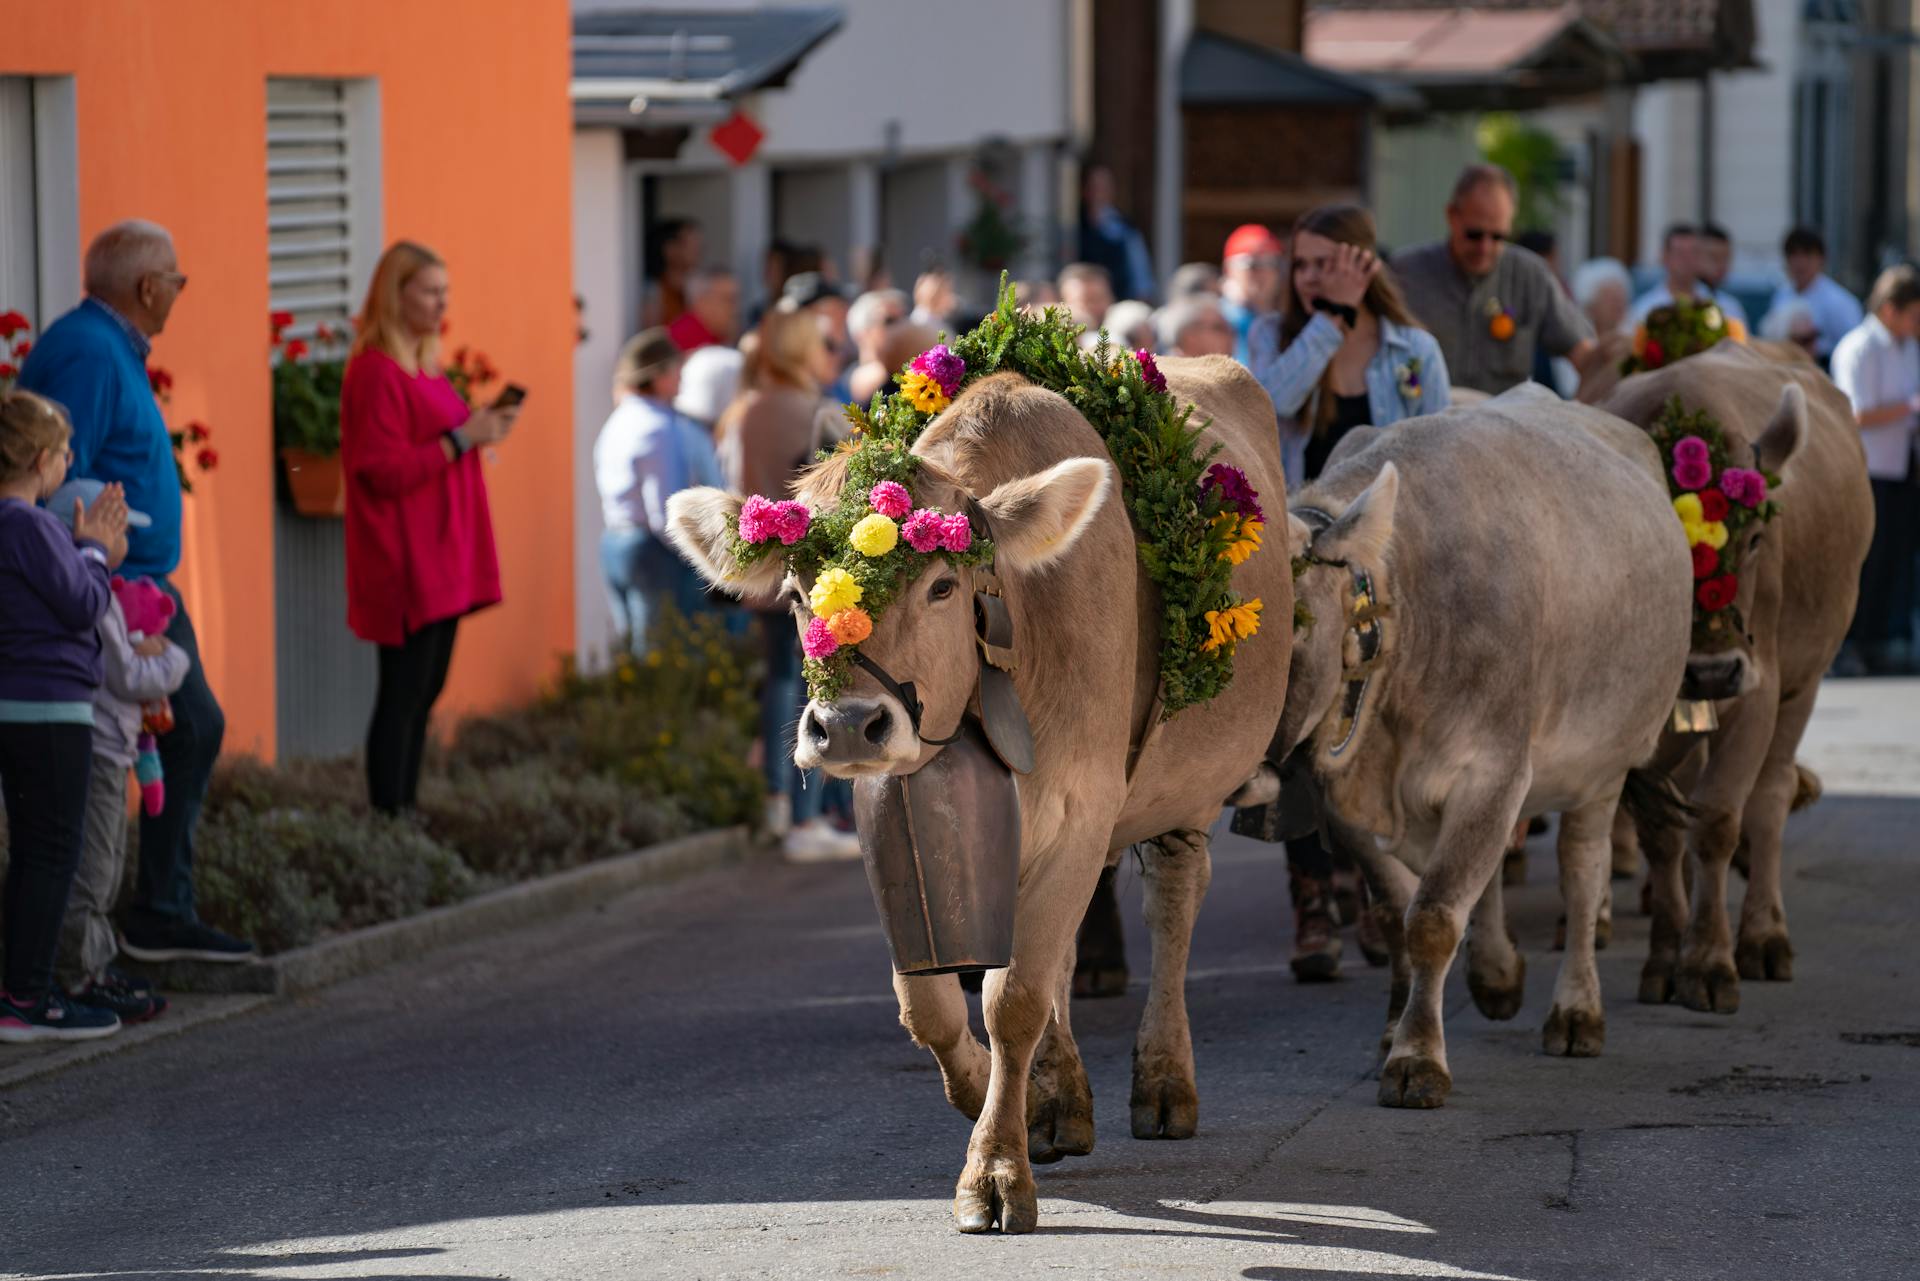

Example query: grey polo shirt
[1388,241,1592,395]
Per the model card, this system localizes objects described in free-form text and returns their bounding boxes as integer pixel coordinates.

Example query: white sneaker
[783,818,862,863]
[763,794,793,839]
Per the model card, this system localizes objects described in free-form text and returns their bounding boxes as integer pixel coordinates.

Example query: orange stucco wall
[4,1,577,759]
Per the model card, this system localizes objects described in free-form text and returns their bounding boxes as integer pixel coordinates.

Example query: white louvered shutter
[266,79,357,340]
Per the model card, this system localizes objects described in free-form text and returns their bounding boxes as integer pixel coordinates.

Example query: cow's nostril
[801,709,830,751]
[863,706,894,746]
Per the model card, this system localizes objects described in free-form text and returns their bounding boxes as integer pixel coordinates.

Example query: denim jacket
[1247,312,1452,487]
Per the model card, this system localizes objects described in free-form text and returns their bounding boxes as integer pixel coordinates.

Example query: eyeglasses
[1462,229,1509,245]
[147,271,189,292]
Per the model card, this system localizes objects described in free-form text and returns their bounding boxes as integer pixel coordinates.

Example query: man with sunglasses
[1389,164,1597,395]
[18,220,254,970]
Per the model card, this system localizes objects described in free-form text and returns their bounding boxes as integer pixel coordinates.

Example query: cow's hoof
[1638,958,1676,1005]
[1071,964,1128,1000]
[1676,959,1741,1014]
[1736,933,1794,982]
[1542,1004,1605,1057]
[1378,1054,1451,1108]
[1028,1070,1095,1164]
[953,1159,1037,1235]
[1467,958,1525,1022]
[1129,1068,1199,1140]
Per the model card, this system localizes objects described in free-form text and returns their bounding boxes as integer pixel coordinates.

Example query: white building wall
[571,128,625,668]
[1709,0,1799,274]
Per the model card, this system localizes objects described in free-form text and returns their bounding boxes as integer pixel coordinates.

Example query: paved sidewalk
[1797,677,1920,797]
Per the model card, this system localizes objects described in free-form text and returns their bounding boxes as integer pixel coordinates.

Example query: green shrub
[417,764,682,882]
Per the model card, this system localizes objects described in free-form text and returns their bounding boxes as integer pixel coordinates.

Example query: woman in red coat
[341,240,518,814]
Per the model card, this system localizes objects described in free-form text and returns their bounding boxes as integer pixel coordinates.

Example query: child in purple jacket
[0,390,129,1042]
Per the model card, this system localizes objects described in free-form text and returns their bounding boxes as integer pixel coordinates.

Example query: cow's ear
[665,488,788,598]
[1285,512,1316,559]
[977,457,1112,572]
[1753,383,1807,481]
[1314,463,1399,567]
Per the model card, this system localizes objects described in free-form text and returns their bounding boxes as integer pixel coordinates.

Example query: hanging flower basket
[280,447,345,518]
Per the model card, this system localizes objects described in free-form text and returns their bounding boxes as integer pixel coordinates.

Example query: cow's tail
[1791,762,1824,813]
[1620,765,1693,840]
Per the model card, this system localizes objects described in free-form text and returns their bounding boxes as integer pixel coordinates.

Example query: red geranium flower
[148,366,173,396]
[1691,544,1719,580]
[195,448,219,471]
[314,322,334,344]
[12,340,29,360]
[283,338,309,361]
[0,310,29,338]
[1644,340,1665,367]
[270,309,294,330]
[186,421,210,443]
[1696,575,1738,612]
[1698,489,1730,522]
[0,362,16,380]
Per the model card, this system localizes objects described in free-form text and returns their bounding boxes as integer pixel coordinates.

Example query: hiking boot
[1355,897,1391,968]
[120,918,256,965]
[0,991,121,1043]
[69,976,168,1024]
[782,818,862,863]
[1329,869,1362,930]
[1290,875,1343,982]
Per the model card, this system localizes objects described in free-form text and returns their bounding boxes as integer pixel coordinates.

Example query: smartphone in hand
[492,383,528,411]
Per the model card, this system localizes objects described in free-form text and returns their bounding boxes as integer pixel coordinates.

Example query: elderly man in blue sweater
[19,220,253,964]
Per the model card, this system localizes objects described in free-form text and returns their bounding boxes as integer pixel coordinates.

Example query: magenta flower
[869,480,912,519]
[1718,467,1768,508]
[902,508,947,553]
[940,513,973,553]
[1672,458,1713,492]
[802,617,839,659]
[772,500,812,545]
[1203,463,1264,523]
[1133,348,1167,395]
[910,344,966,397]
[738,494,778,544]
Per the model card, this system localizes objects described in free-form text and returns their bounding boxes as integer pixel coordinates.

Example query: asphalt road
[3,797,1917,1281]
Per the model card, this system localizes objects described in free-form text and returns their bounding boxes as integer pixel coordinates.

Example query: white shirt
[1830,315,1920,480]
[592,394,722,534]
[1764,275,1863,359]
[1626,282,1748,329]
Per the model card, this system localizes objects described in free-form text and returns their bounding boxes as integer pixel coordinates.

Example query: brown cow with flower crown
[1598,341,1872,1014]
[667,292,1293,1235]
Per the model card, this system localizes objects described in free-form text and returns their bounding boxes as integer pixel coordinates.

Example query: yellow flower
[1698,520,1728,550]
[1672,493,1703,523]
[1727,317,1749,344]
[849,513,899,557]
[1201,598,1263,652]
[1216,514,1264,566]
[900,371,951,415]
[809,567,864,618]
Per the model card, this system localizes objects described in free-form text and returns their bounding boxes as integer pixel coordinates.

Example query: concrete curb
[0,994,273,1092]
[127,826,755,997]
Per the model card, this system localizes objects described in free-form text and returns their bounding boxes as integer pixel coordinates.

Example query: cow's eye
[929,577,958,603]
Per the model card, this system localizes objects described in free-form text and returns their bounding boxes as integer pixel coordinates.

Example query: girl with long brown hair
[1248,204,1451,488]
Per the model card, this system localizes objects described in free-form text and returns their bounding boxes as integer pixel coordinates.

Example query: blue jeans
[133,579,224,926]
[602,526,711,652]
[760,616,851,825]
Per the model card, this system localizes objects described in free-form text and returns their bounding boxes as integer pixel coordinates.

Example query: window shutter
[267,78,356,338]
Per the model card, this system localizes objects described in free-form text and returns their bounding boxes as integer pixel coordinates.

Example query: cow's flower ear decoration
[1625,298,1748,375]
[1649,397,1781,649]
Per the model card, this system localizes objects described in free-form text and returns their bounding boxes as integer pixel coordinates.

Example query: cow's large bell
[854,718,1020,975]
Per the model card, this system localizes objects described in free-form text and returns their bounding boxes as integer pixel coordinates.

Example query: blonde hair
[754,307,824,394]
[352,240,445,374]
[0,390,71,486]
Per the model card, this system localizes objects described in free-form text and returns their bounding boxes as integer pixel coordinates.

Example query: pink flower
[910,344,966,397]
[802,617,839,659]
[1133,348,1167,395]
[771,500,812,545]
[869,480,912,519]
[738,494,778,543]
[902,508,947,553]
[1718,467,1767,508]
[940,513,973,553]
[1672,458,1713,491]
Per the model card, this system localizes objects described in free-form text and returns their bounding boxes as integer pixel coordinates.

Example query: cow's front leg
[1735,684,1817,983]
[895,972,989,1120]
[954,844,1101,1235]
[1380,769,1529,1109]
[1678,700,1775,1015]
[1543,792,1613,1056]
[1131,829,1212,1140]
[1027,949,1094,1163]
[1466,867,1525,1022]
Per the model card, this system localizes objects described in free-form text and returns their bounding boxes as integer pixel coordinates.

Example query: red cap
[1222,224,1282,263]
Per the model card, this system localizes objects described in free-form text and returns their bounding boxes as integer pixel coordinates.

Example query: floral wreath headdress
[1625,298,1749,375]
[1648,397,1780,649]
[725,277,1281,713]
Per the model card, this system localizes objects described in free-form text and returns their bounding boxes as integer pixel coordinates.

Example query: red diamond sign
[710,110,765,167]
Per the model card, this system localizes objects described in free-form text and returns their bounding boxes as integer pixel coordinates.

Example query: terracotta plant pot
[280,447,345,518]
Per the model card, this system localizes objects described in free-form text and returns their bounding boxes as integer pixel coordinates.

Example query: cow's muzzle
[1682,652,1750,702]
[796,694,917,775]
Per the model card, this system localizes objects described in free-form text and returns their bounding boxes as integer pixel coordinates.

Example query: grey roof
[1181,28,1423,113]
[572,5,843,123]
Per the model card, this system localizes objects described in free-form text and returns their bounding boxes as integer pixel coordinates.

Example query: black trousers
[134,579,224,927]
[1849,477,1918,650]
[0,722,94,998]
[366,618,459,815]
